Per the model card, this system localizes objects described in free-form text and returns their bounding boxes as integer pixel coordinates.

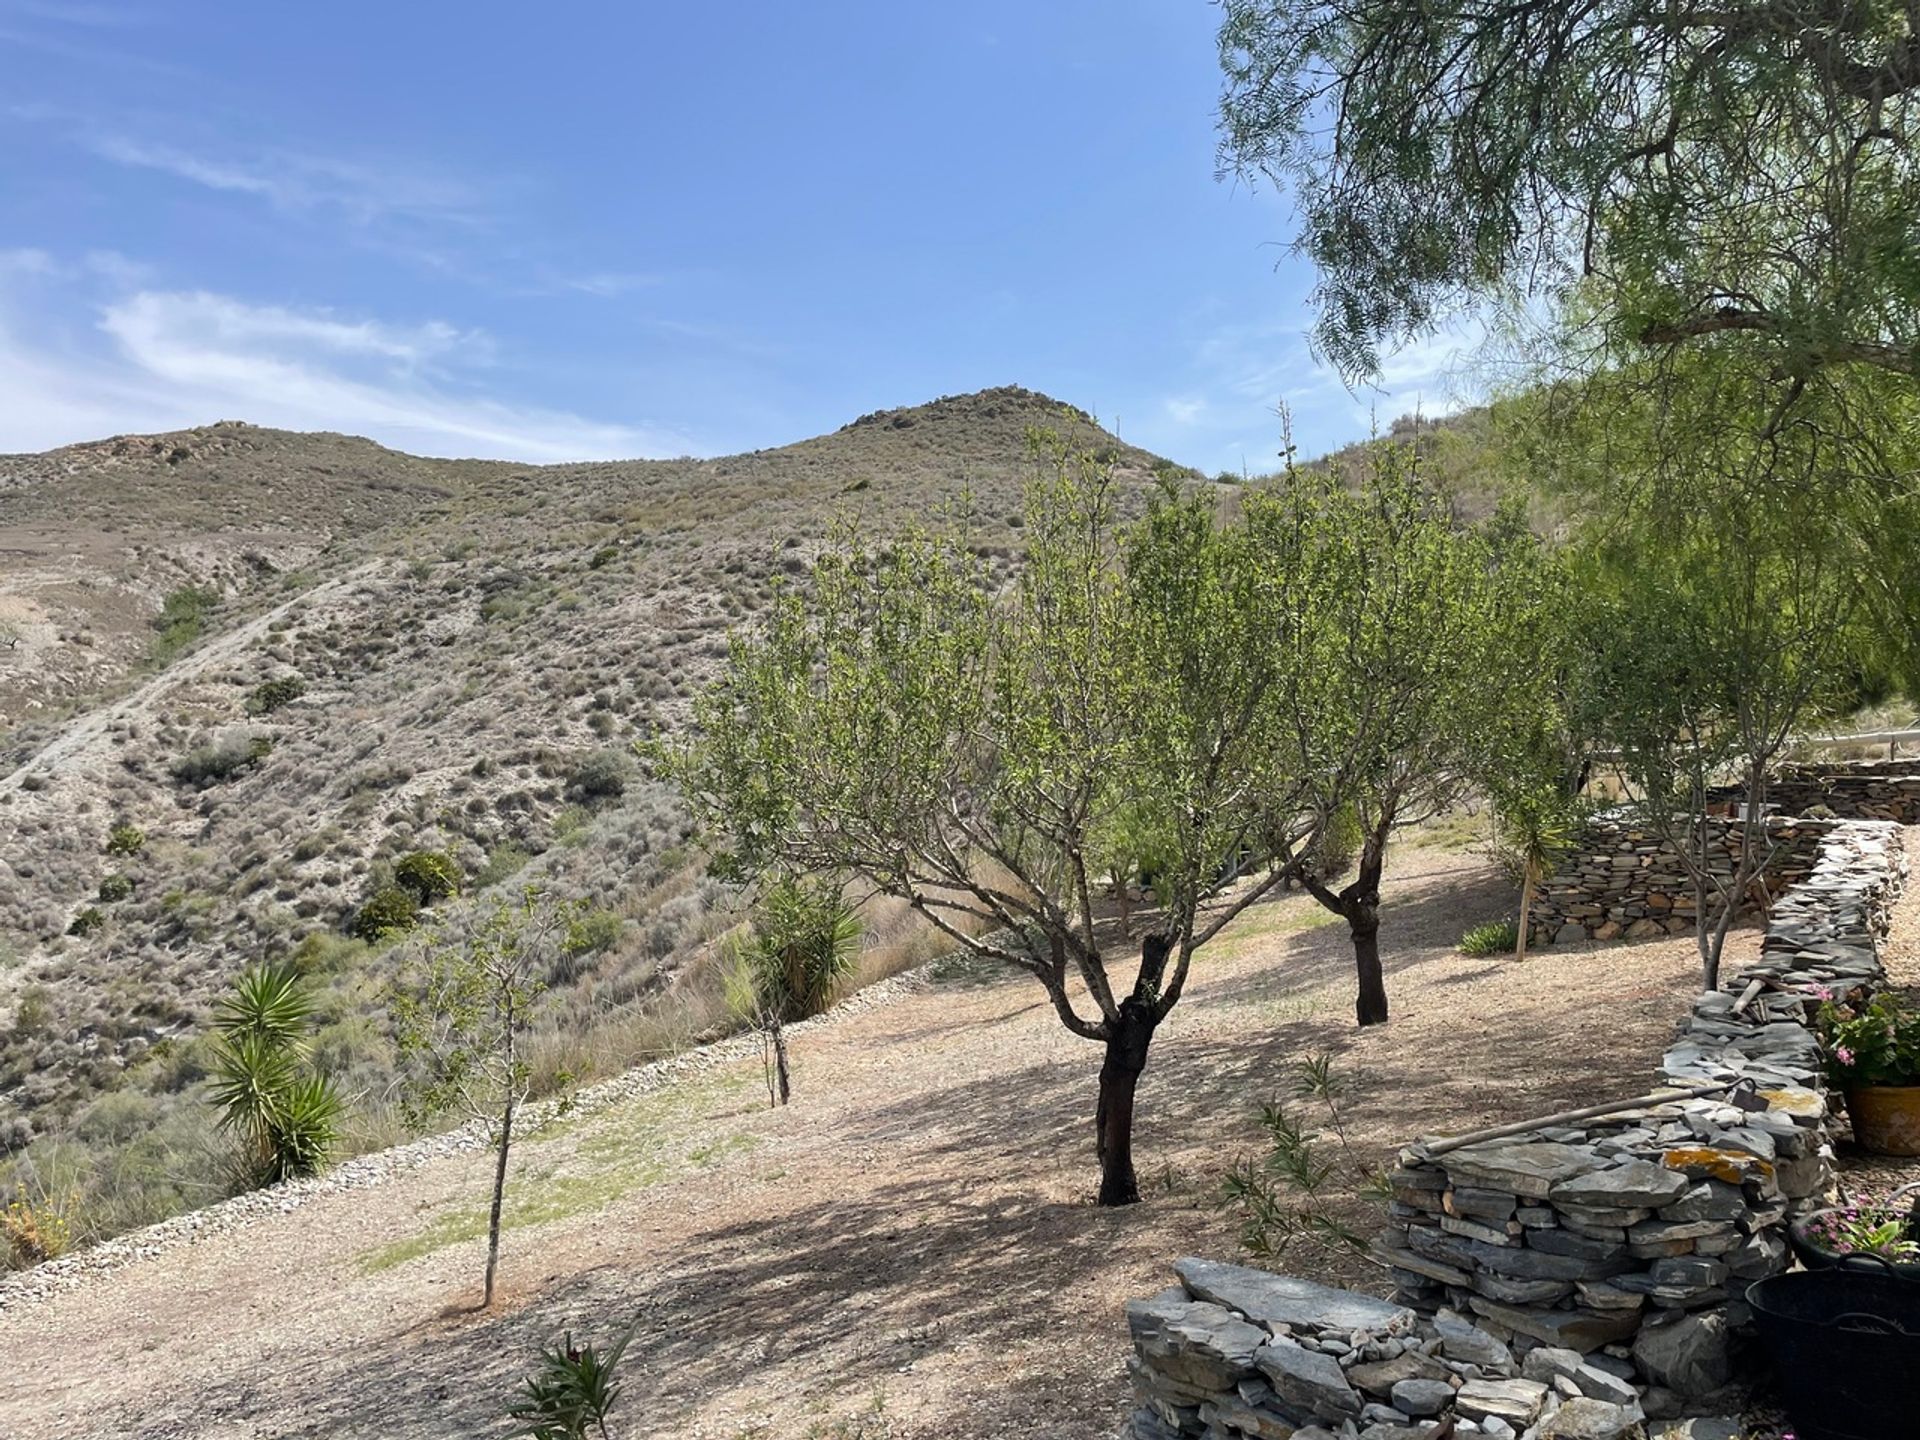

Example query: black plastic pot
[1747,1262,1920,1440]
[1787,1183,1920,1277]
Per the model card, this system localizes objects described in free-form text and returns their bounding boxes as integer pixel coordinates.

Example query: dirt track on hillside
[0,848,1772,1440]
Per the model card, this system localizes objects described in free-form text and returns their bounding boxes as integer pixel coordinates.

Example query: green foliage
[207,964,343,1187]
[152,585,218,663]
[96,874,135,903]
[507,1321,638,1440]
[566,749,630,802]
[1458,921,1519,957]
[66,908,105,937]
[352,887,421,941]
[172,737,264,786]
[394,850,462,906]
[1819,992,1920,1089]
[104,824,146,857]
[663,433,1336,1196]
[724,879,863,1027]
[246,676,307,715]
[1216,0,1920,387]
[2,1181,77,1269]
[391,892,580,1304]
[587,545,621,570]
[1220,1054,1386,1263]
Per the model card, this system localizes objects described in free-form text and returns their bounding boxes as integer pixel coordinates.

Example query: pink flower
[1836,1046,1857,1066]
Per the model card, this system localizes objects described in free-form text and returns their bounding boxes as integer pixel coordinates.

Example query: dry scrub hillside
[0,387,1183,1237]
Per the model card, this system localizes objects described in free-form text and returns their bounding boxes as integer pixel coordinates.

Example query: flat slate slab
[1439,1141,1602,1198]
[1175,1258,1415,1334]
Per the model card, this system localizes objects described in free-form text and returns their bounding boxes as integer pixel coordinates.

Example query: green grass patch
[358,1065,761,1274]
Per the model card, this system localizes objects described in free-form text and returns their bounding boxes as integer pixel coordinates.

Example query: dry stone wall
[1524,812,1839,947]
[1123,820,1907,1440]
[1709,758,1920,825]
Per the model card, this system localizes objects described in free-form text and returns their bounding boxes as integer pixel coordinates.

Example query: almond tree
[392,891,579,1307]
[1245,448,1556,1025]
[664,440,1324,1206]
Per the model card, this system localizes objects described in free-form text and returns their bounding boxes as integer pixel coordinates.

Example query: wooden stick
[1415,1081,1738,1158]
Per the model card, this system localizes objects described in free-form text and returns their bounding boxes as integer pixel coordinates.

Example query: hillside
[0,387,1176,1236]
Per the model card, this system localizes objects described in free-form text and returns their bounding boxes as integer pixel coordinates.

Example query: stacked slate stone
[1124,821,1909,1440]
[1707,758,1920,825]
[1524,810,1836,947]
[1126,1257,1687,1439]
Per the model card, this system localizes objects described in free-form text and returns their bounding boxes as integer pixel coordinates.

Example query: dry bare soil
[0,843,1774,1440]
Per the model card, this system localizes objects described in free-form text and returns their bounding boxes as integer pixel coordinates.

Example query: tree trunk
[1514,859,1538,961]
[771,1015,791,1106]
[484,1093,515,1309]
[1094,998,1156,1207]
[1350,903,1389,1026]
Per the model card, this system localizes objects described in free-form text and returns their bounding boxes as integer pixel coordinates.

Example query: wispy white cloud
[1132,313,1488,476]
[86,134,485,225]
[0,259,696,462]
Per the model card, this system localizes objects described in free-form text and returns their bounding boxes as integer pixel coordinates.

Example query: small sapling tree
[392,891,580,1307]
[723,877,863,1106]
[664,437,1323,1206]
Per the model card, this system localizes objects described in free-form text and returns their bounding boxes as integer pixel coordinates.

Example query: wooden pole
[1414,1080,1737,1158]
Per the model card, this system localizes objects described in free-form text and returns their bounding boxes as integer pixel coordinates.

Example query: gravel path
[0,846,1770,1440]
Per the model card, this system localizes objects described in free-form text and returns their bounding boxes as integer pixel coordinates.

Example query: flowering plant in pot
[1816,992,1920,1156]
[1788,1185,1920,1274]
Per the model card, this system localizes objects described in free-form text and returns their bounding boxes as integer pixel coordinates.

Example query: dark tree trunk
[1095,993,1158,1208]
[1349,902,1388,1026]
[771,1016,792,1106]
[484,1092,515,1308]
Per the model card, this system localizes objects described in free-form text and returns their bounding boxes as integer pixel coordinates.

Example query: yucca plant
[724,877,863,1107]
[209,964,343,1187]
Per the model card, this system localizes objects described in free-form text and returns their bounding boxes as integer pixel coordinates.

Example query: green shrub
[97,874,135,903]
[3,1183,77,1269]
[567,749,630,802]
[394,851,461,906]
[588,545,620,570]
[474,845,532,889]
[151,585,218,663]
[105,825,146,857]
[172,739,260,787]
[1458,920,1519,957]
[66,908,105,938]
[507,1322,638,1440]
[246,676,307,715]
[351,887,420,941]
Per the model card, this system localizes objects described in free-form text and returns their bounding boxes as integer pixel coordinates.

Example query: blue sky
[0,1,1474,470]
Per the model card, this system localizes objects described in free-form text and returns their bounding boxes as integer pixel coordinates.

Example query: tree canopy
[666,438,1329,1205]
[1217,0,1920,383]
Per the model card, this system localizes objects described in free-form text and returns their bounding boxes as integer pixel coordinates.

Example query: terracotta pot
[1846,1085,1920,1156]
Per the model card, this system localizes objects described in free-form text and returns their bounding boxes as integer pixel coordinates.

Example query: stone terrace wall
[1708,758,1920,825]
[1526,813,1842,947]
[1123,821,1907,1440]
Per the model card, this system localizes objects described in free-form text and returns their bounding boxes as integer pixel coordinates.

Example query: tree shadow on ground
[119,1173,1155,1440]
